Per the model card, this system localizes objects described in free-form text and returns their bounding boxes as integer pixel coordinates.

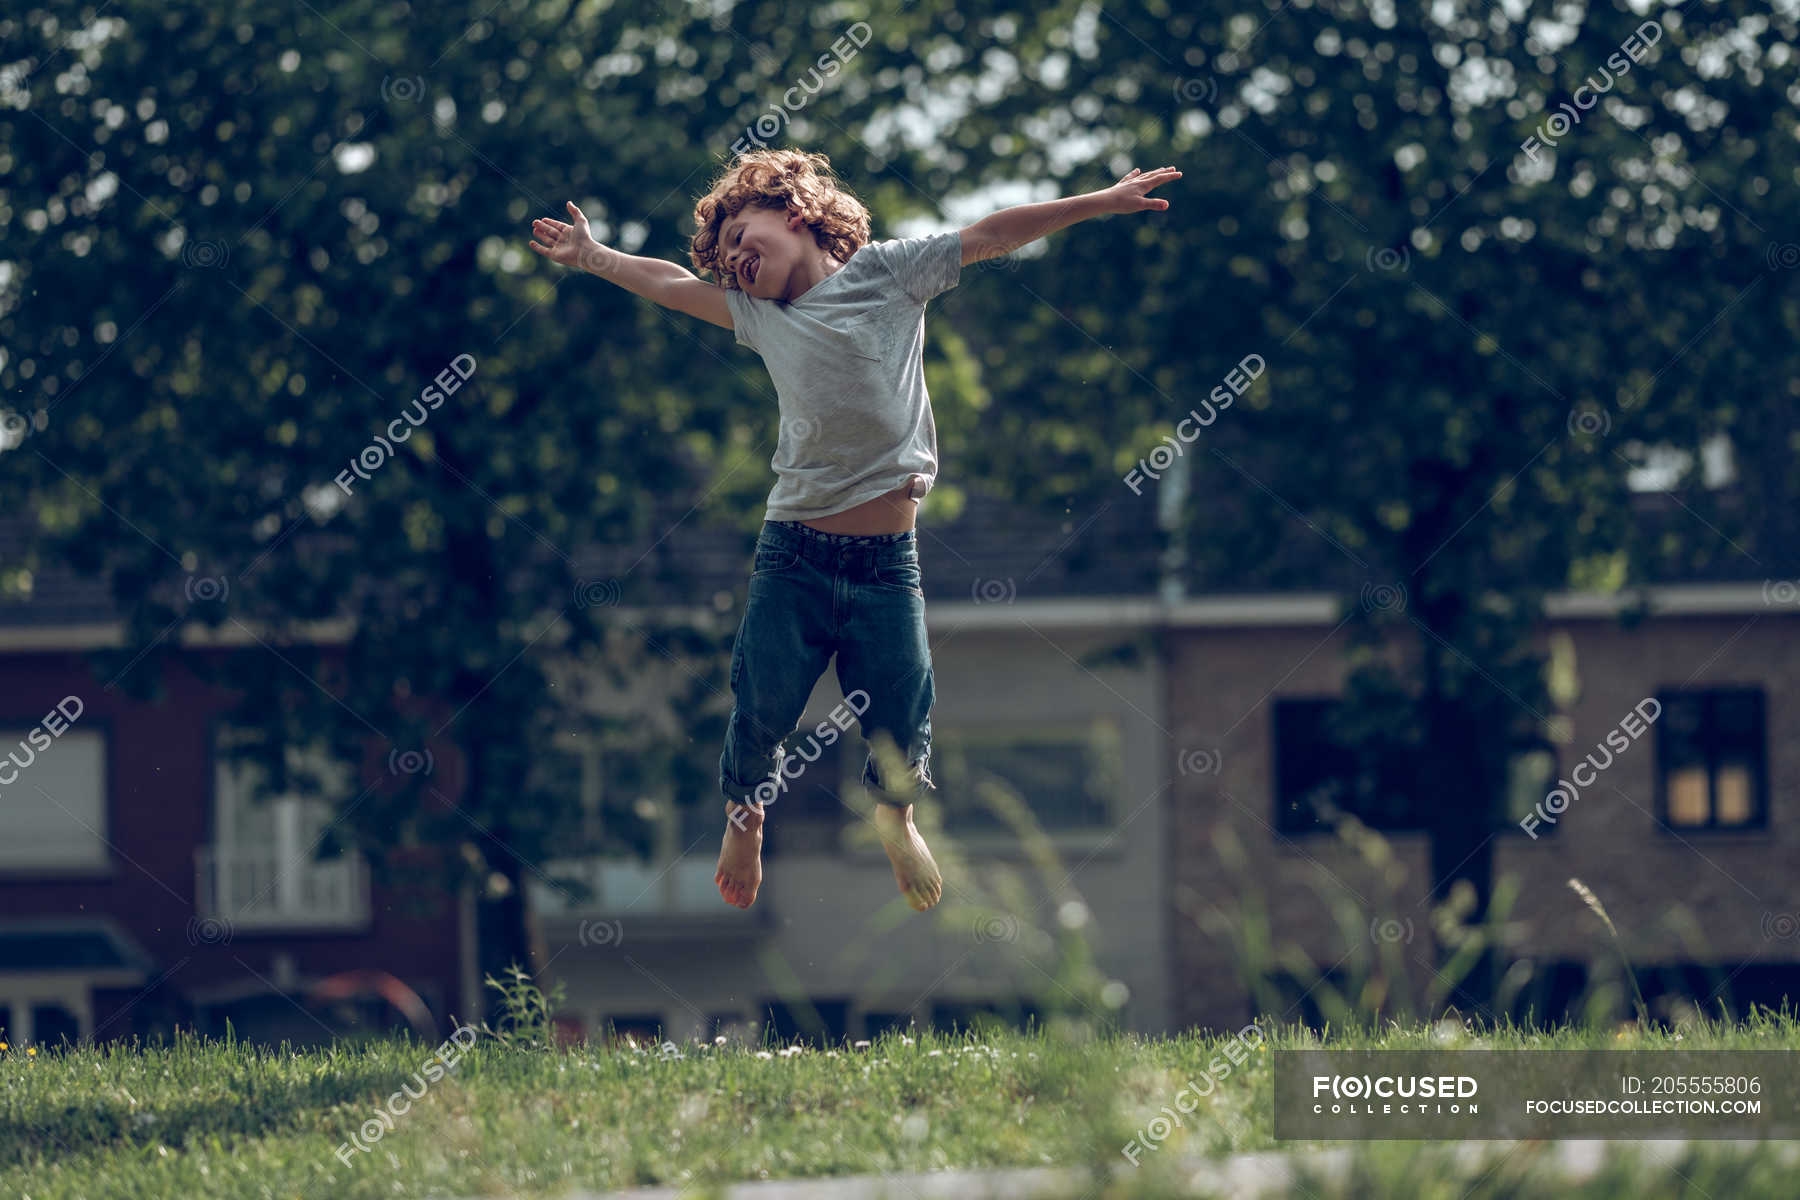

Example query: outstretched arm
[530,202,733,331]
[959,165,1182,267]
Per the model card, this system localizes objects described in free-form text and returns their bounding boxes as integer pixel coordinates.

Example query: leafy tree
[0,0,787,1010]
[862,0,1800,1014]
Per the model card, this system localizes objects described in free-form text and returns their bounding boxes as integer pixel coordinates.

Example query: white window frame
[202,729,369,929]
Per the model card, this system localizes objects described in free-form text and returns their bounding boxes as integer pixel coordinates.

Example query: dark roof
[0,514,121,627]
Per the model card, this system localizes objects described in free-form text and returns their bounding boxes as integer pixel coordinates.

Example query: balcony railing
[531,857,726,918]
[195,845,370,929]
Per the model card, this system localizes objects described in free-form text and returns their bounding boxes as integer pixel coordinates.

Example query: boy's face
[720,204,810,300]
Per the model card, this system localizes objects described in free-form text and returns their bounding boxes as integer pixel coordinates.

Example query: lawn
[4,1009,1799,1198]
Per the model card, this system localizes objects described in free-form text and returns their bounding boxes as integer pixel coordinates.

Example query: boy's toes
[716,871,756,908]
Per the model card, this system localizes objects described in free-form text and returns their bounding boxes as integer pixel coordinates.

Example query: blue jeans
[719,519,935,810]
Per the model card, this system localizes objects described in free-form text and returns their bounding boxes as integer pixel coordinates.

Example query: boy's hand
[529,201,606,272]
[1101,166,1181,214]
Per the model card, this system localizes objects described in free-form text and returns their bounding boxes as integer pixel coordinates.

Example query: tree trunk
[1420,626,1499,1017]
[466,728,546,1025]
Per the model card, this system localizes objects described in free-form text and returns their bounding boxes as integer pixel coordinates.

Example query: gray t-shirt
[724,230,962,522]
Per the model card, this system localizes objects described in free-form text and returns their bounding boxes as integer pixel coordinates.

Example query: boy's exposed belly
[799,478,920,534]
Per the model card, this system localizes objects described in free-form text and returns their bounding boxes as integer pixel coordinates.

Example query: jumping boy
[529,150,1179,913]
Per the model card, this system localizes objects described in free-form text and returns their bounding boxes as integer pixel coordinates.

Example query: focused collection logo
[1311,1073,1480,1117]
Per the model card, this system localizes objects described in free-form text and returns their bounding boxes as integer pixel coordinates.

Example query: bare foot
[872,803,943,911]
[715,801,764,909]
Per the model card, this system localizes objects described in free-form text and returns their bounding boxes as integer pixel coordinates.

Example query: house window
[203,728,369,927]
[1657,689,1767,830]
[0,727,107,871]
[1274,699,1357,833]
[1273,699,1425,833]
[894,721,1120,835]
[1274,699,1554,834]
[528,735,727,916]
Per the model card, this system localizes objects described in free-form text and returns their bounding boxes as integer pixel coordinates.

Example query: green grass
[5,1011,1800,1199]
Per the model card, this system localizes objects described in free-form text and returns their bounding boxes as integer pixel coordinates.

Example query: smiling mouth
[744,255,759,284]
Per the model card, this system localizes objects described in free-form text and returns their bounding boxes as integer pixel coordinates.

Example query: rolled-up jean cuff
[720,777,773,808]
[863,755,934,807]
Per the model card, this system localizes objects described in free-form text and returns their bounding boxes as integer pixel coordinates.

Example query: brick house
[1162,584,1799,1030]
[0,554,478,1046]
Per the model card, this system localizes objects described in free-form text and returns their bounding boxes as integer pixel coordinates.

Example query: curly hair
[688,149,871,291]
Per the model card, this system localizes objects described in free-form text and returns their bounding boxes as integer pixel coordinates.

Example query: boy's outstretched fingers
[530,205,602,268]
[1110,165,1182,211]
